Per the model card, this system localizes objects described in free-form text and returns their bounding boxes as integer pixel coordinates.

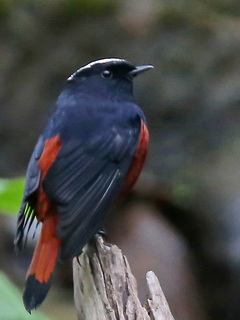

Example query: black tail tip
[23,274,52,313]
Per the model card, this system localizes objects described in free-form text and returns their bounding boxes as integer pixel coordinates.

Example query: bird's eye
[101,69,112,78]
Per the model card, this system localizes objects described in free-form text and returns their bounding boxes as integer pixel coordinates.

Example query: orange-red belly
[121,120,149,193]
[37,135,62,221]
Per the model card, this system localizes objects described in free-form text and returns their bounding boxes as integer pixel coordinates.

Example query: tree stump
[73,235,174,320]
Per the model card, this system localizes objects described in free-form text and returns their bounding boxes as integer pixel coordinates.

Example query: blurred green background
[2,0,240,319]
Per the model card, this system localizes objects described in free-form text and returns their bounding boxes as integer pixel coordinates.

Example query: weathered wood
[73,235,174,320]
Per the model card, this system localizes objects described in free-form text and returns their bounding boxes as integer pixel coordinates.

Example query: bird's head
[66,58,153,101]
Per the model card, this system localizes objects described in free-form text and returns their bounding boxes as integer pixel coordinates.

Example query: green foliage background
[0,178,25,214]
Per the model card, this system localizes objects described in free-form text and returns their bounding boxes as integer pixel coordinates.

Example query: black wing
[43,123,140,259]
[14,138,44,252]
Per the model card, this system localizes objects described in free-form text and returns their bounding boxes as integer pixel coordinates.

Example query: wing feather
[59,169,121,258]
[43,123,140,259]
[14,138,44,252]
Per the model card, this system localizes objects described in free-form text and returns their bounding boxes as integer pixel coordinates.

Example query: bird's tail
[23,215,61,313]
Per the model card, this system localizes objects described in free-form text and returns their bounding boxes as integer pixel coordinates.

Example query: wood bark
[73,235,174,320]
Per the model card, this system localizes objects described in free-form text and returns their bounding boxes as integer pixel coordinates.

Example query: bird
[14,58,153,313]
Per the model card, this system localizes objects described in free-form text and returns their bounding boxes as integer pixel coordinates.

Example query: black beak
[129,65,154,77]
